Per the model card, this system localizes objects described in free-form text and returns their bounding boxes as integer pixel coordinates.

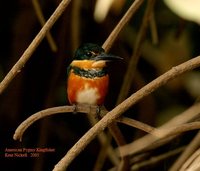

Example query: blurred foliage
[0,0,200,171]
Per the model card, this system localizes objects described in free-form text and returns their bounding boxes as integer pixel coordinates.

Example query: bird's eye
[86,51,96,57]
[86,51,92,57]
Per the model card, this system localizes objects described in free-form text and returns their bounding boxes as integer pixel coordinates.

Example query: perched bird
[67,43,122,106]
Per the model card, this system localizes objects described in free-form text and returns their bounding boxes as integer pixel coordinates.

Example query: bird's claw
[72,104,77,114]
[95,106,101,120]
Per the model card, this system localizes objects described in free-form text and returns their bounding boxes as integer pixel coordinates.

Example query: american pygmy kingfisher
[67,43,122,106]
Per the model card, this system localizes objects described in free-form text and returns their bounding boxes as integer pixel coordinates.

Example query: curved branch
[169,131,200,171]
[119,102,200,156]
[168,122,200,137]
[32,0,58,52]
[130,146,185,171]
[102,0,144,52]
[179,147,200,171]
[117,116,155,134]
[53,55,200,171]
[13,104,105,142]
[0,0,71,94]
[116,0,156,104]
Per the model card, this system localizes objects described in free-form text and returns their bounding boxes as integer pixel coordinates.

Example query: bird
[67,43,122,107]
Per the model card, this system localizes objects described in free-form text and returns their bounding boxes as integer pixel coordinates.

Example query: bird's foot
[95,105,102,120]
[72,104,77,114]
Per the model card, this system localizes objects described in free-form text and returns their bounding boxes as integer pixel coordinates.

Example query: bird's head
[71,43,122,69]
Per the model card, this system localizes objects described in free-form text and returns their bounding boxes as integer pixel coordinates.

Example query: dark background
[0,0,200,170]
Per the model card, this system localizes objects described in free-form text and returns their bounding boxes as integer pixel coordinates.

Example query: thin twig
[149,9,158,45]
[131,146,185,171]
[118,121,200,158]
[53,55,200,171]
[87,111,120,167]
[92,135,112,171]
[106,1,155,167]
[169,131,200,171]
[180,148,200,171]
[32,0,58,52]
[117,116,155,134]
[117,116,200,158]
[13,104,106,141]
[165,122,200,137]
[102,0,143,168]
[0,0,71,94]
[118,102,200,156]
[102,0,144,52]
[116,0,156,104]
[108,123,130,171]
[101,1,145,169]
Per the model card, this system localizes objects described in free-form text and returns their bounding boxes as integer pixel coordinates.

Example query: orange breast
[67,72,109,105]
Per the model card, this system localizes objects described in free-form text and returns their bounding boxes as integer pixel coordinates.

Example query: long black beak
[93,53,123,61]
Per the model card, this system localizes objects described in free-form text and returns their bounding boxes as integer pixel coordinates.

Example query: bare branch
[53,55,200,170]
[32,0,58,52]
[0,0,71,94]
[13,104,105,142]
[119,102,200,156]
[169,131,200,171]
[131,147,185,171]
[179,148,200,171]
[116,0,156,104]
[117,116,155,134]
[102,0,144,52]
